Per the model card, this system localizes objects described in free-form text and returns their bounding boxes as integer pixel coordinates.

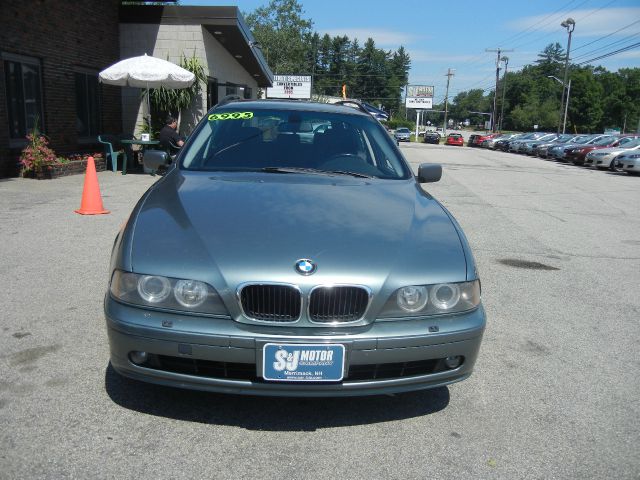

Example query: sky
[184,0,640,103]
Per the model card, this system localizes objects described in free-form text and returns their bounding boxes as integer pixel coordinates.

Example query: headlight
[397,286,428,312]
[379,280,481,318]
[430,283,461,310]
[138,275,171,303]
[110,270,228,315]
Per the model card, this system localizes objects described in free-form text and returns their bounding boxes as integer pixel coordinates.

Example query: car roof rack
[333,99,371,115]
[215,94,243,108]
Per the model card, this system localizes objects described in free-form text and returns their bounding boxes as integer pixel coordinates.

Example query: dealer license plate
[262,343,345,382]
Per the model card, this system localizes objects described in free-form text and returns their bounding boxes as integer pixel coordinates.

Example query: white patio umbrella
[99,54,195,127]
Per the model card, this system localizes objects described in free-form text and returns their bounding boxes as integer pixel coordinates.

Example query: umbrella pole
[146,84,151,135]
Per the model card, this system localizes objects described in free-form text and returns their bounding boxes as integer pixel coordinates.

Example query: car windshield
[557,135,577,143]
[616,137,638,147]
[397,128,410,133]
[574,135,595,144]
[591,135,615,145]
[536,134,556,141]
[181,107,411,179]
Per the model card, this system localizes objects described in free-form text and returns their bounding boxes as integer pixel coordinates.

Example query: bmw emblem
[295,259,316,275]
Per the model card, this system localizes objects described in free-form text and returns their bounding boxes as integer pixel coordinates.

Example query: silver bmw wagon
[105,99,485,397]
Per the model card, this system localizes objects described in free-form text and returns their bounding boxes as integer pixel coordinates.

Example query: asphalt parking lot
[1,145,638,479]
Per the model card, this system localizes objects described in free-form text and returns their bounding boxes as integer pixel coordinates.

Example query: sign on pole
[405,85,434,109]
[266,75,312,99]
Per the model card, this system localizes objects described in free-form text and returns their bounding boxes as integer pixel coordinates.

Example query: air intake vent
[240,284,301,322]
[309,286,369,323]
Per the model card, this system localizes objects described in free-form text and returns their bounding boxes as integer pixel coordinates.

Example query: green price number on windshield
[208,112,254,121]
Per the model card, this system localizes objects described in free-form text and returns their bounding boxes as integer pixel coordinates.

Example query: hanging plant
[149,54,207,128]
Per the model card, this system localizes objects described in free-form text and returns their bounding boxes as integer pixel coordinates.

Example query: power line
[572,19,640,52]
[577,41,640,65]
[572,33,640,60]
[489,0,587,49]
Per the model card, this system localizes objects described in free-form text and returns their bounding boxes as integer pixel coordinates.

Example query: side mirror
[417,163,442,183]
[143,150,170,171]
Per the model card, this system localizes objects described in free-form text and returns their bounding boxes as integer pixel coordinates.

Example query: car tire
[609,159,622,172]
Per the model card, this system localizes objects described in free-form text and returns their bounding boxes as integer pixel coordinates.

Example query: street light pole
[499,56,509,131]
[563,79,571,134]
[558,18,575,134]
[548,75,571,134]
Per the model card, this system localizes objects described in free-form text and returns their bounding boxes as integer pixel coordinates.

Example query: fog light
[444,356,462,369]
[129,351,148,365]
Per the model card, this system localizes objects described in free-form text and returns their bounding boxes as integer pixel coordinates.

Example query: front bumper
[621,160,640,173]
[105,297,486,397]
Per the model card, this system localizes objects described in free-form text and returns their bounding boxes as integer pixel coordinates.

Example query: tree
[534,42,565,78]
[567,67,604,133]
[244,0,313,74]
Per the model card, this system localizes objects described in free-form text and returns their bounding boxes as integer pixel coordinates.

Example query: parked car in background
[445,133,464,146]
[494,133,525,151]
[106,98,486,397]
[534,134,583,158]
[423,131,441,144]
[362,102,389,122]
[483,133,518,149]
[565,135,618,165]
[585,137,640,170]
[509,132,551,153]
[468,133,497,147]
[550,134,600,161]
[394,127,411,142]
[618,151,640,174]
[521,134,560,155]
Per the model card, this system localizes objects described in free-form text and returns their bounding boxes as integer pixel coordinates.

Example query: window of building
[243,87,252,99]
[207,77,218,109]
[75,71,101,138]
[226,84,238,96]
[3,53,44,140]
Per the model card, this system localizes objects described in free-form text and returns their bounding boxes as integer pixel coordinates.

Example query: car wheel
[609,159,622,172]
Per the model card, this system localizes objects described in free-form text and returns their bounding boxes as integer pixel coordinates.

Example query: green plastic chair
[98,135,120,172]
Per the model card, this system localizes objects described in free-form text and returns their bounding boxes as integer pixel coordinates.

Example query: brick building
[0,0,121,177]
[0,2,272,178]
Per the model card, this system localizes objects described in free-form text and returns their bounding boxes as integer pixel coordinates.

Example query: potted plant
[19,124,60,179]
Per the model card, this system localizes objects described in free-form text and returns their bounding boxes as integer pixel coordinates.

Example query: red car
[445,133,464,146]
[469,133,497,147]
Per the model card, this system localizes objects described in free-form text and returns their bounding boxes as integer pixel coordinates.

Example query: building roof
[119,5,273,87]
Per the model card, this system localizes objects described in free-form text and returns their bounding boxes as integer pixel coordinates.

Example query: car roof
[213,99,372,118]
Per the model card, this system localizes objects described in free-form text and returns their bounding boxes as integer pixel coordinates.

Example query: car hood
[126,171,468,295]
[592,146,638,154]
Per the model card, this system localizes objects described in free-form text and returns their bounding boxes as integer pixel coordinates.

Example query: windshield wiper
[260,167,374,178]
[323,169,374,178]
[259,167,329,175]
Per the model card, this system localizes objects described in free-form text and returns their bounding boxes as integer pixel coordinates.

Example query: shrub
[387,119,415,130]
[19,133,60,176]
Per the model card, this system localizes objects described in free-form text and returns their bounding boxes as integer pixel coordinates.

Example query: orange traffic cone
[75,156,110,215]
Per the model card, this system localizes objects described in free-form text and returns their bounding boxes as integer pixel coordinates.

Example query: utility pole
[443,68,454,137]
[486,48,513,132]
